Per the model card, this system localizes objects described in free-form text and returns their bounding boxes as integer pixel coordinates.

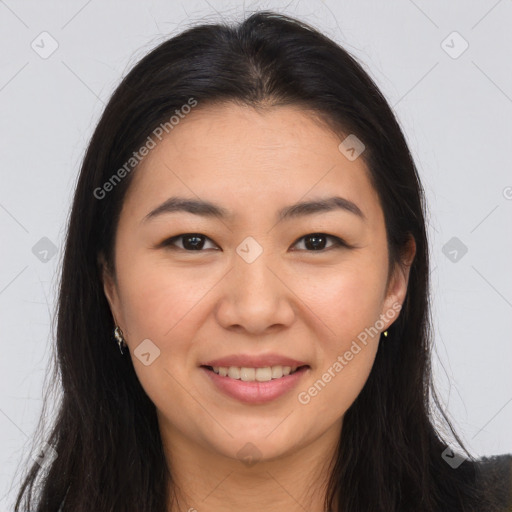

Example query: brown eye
[161,233,218,251]
[292,233,347,251]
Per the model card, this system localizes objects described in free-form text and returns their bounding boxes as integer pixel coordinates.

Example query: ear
[381,235,416,327]
[97,252,122,326]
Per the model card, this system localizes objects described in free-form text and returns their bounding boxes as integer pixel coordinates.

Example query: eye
[160,233,219,251]
[291,233,347,252]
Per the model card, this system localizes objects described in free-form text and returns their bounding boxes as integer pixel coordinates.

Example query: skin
[101,102,416,512]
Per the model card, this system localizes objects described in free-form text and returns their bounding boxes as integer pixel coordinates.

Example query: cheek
[293,255,387,345]
[113,257,215,411]
[115,253,218,343]
[290,257,386,414]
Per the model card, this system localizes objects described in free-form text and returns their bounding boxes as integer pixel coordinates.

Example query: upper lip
[201,353,309,368]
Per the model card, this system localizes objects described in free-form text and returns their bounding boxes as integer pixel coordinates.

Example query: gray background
[1,0,511,508]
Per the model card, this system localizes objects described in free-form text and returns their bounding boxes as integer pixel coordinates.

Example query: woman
[13,10,511,512]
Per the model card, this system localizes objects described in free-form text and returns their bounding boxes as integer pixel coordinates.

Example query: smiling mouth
[201,364,309,382]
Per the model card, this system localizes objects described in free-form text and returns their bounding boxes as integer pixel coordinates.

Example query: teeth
[255,367,272,382]
[210,365,299,381]
[227,367,240,379]
[240,367,255,381]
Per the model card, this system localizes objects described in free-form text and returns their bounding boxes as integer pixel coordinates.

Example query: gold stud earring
[382,330,388,337]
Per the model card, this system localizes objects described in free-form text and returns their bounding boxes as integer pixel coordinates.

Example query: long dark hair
[13,10,485,511]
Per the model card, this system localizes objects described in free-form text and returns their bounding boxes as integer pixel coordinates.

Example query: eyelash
[159,233,349,252]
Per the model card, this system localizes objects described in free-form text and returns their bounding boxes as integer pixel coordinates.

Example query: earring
[114,325,127,355]
[382,330,388,338]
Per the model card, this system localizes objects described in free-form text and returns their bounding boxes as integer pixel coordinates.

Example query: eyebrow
[142,195,366,224]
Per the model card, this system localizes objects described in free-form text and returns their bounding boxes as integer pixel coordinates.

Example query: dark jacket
[474,454,512,511]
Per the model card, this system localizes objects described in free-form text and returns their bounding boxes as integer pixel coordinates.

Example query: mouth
[200,364,310,404]
[200,364,309,382]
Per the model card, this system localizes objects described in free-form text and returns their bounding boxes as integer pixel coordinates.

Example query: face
[101,103,414,466]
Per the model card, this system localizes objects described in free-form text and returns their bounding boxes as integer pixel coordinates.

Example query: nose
[214,247,296,335]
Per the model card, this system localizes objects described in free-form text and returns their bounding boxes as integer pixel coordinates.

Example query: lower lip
[201,366,309,404]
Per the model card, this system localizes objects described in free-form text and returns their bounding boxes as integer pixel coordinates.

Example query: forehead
[123,103,382,228]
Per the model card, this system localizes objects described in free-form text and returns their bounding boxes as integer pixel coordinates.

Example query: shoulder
[472,453,512,511]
